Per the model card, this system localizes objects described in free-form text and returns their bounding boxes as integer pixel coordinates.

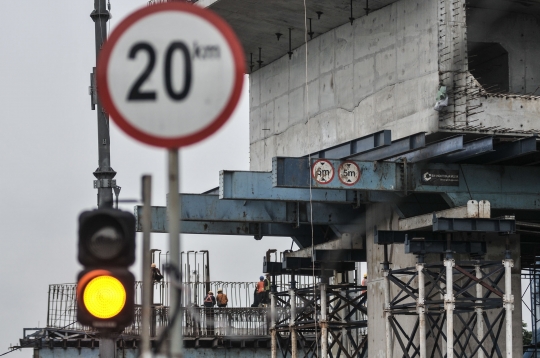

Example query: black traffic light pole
[90,0,116,209]
[89,0,118,353]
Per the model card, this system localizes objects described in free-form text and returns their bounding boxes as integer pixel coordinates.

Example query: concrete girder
[285,233,364,258]
[398,200,490,231]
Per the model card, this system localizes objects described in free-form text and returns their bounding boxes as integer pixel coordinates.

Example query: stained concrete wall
[467,7,540,95]
[248,0,439,171]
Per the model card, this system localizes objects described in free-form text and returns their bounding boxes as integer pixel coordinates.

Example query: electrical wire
[302,0,320,355]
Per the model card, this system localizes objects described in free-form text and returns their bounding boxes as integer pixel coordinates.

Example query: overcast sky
[0,1,296,355]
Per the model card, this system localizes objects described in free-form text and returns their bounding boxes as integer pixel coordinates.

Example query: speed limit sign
[97,2,245,148]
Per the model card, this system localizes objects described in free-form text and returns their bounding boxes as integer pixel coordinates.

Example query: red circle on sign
[338,161,361,186]
[311,159,335,184]
[96,3,245,148]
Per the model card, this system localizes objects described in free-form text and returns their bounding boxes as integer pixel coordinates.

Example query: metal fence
[47,281,274,335]
[124,306,271,337]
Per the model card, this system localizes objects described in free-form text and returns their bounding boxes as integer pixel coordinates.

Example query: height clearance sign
[97,3,245,148]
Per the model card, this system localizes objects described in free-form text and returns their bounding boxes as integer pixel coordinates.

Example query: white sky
[0,1,296,355]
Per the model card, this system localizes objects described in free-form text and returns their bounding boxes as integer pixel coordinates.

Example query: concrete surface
[249,0,439,171]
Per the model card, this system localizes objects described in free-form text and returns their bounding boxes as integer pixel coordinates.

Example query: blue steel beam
[134,208,330,239]
[273,157,540,210]
[463,136,537,164]
[348,132,426,161]
[307,130,391,159]
[219,171,356,203]
[135,194,362,227]
[436,137,494,163]
[384,135,464,163]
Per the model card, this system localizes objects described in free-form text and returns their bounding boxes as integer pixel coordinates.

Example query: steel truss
[385,259,513,357]
[270,284,368,358]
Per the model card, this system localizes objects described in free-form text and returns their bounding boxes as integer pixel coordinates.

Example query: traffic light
[76,208,136,329]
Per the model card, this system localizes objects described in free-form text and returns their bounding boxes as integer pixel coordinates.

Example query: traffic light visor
[79,270,126,319]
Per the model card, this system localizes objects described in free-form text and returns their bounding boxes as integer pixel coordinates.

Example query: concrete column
[503,258,514,358]
[289,289,297,358]
[320,283,328,358]
[475,264,485,358]
[444,258,455,358]
[417,263,426,358]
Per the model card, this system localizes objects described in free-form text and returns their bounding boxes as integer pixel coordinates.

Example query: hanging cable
[302,0,320,355]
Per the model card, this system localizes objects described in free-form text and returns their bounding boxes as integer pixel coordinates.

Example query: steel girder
[348,132,426,161]
[307,129,392,159]
[219,171,357,203]
[273,157,540,210]
[135,195,361,226]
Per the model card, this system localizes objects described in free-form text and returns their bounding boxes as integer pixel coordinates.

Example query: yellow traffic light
[77,269,134,328]
[83,275,126,319]
[77,208,136,329]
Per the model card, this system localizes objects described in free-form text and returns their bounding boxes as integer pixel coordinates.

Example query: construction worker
[151,263,163,282]
[263,274,271,305]
[256,276,265,306]
[216,288,228,308]
[361,273,367,295]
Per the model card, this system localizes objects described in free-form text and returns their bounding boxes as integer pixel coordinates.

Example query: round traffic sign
[338,161,361,186]
[311,160,335,184]
[97,3,245,148]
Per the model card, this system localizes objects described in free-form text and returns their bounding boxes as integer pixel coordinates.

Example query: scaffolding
[269,282,368,358]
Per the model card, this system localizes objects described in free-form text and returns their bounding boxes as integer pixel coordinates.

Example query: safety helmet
[218,288,223,293]
[363,273,367,278]
[260,276,264,280]
[151,263,156,268]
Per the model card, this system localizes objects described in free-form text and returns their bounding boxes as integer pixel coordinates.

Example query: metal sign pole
[141,175,152,357]
[168,148,183,357]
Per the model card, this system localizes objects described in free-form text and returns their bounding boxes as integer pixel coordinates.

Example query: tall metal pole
[383,244,393,358]
[91,2,117,356]
[503,257,514,358]
[168,149,183,357]
[320,283,328,358]
[141,176,152,357]
[475,263,485,358]
[417,262,426,358]
[270,291,277,358]
[289,288,297,358]
[90,0,115,208]
[444,257,455,358]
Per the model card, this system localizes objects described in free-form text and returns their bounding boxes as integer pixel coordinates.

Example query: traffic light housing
[76,208,136,330]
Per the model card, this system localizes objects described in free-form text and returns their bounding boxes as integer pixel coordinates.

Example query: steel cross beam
[273,157,540,210]
[135,194,362,230]
[306,130,392,159]
[348,132,426,161]
[219,171,356,203]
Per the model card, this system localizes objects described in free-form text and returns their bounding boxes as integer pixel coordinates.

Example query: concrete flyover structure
[205,0,540,356]
[15,0,540,356]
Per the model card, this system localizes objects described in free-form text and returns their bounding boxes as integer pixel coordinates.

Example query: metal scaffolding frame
[270,283,368,358]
